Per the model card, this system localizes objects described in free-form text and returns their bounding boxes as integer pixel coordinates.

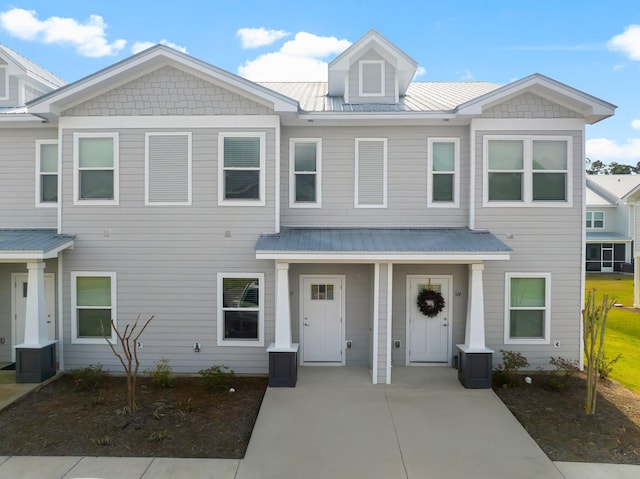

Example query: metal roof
[586,232,632,242]
[0,229,74,258]
[255,227,511,254]
[257,81,501,113]
[587,175,640,201]
[0,44,67,89]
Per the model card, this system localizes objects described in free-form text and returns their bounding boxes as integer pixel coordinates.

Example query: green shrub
[145,357,174,388]
[199,365,235,391]
[549,356,579,376]
[70,363,108,391]
[493,350,530,388]
[599,352,623,379]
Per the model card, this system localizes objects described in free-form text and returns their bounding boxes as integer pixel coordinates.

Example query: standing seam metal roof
[0,229,74,252]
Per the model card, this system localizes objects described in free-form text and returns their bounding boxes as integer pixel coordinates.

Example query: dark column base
[16,342,56,383]
[457,347,492,389]
[268,350,298,387]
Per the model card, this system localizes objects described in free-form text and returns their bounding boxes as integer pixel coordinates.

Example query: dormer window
[359,60,385,97]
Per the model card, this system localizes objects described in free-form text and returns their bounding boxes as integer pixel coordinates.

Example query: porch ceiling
[255,227,511,262]
[0,229,74,261]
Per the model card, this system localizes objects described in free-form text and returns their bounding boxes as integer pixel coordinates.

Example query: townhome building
[0,31,615,387]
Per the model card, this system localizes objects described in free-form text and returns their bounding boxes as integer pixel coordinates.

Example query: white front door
[601,244,614,273]
[301,276,344,364]
[407,276,451,363]
[12,273,56,360]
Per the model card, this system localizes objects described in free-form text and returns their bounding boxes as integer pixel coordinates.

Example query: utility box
[16,342,56,383]
[457,345,492,389]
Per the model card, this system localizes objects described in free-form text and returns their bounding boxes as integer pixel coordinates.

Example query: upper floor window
[355,138,387,208]
[428,138,460,207]
[290,139,322,208]
[73,133,119,205]
[484,136,571,207]
[218,133,265,206]
[586,211,604,229]
[71,271,117,344]
[0,66,7,99]
[145,132,192,205]
[359,60,385,97]
[504,272,551,344]
[36,140,58,207]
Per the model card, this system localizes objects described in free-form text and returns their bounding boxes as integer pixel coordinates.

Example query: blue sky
[1,1,640,165]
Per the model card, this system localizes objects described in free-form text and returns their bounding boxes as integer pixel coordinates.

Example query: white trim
[354,138,388,208]
[586,211,605,229]
[427,137,460,208]
[57,129,63,233]
[504,272,551,345]
[469,126,476,229]
[57,255,64,369]
[372,264,380,383]
[275,123,281,233]
[256,252,510,262]
[0,66,7,100]
[359,60,385,97]
[70,271,117,344]
[471,118,585,130]
[405,275,453,366]
[35,139,59,208]
[217,132,266,206]
[73,132,119,205]
[216,272,265,347]
[60,115,280,129]
[144,132,192,205]
[385,263,393,384]
[0,240,75,261]
[483,135,573,207]
[289,138,322,208]
[299,274,346,366]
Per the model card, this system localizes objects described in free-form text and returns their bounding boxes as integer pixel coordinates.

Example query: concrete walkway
[1,367,640,478]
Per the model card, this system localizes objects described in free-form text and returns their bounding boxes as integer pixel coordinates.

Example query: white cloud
[413,66,426,79]
[237,27,289,48]
[456,69,474,81]
[0,8,125,57]
[607,25,640,60]
[238,32,351,81]
[131,40,188,55]
[586,138,640,162]
[632,119,640,129]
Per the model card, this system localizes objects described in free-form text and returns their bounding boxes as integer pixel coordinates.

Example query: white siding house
[0,31,615,387]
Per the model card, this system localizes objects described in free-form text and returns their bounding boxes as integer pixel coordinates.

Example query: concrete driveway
[236,366,563,479]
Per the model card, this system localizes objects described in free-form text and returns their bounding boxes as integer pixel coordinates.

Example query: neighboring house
[0,31,615,387]
[585,175,640,273]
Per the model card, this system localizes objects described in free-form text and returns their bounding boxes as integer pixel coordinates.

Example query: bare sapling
[582,290,614,415]
[103,315,154,412]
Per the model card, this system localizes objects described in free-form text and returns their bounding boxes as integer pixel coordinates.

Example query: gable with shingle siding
[62,65,274,116]
[482,92,582,119]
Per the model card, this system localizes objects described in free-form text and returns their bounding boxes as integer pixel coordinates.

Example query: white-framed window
[73,132,119,205]
[35,140,58,207]
[504,272,551,344]
[586,211,605,229]
[290,138,322,208]
[484,136,571,207]
[218,132,265,206]
[0,66,7,99]
[145,132,192,205]
[217,272,264,347]
[71,272,117,344]
[359,60,385,97]
[355,138,387,208]
[427,138,460,207]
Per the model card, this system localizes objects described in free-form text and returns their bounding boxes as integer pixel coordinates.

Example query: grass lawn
[585,273,640,392]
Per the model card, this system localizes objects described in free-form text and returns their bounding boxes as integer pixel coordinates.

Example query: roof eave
[256,251,511,262]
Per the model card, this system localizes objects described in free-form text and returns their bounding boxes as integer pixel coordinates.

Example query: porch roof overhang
[255,227,511,263]
[0,229,75,261]
[586,232,632,243]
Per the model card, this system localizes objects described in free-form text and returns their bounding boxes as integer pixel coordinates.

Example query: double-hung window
[428,138,459,207]
[290,139,321,207]
[218,133,265,206]
[74,133,119,204]
[355,138,387,208]
[586,211,604,229]
[504,273,550,344]
[36,140,58,207]
[71,272,116,344]
[217,273,264,347]
[485,136,571,206]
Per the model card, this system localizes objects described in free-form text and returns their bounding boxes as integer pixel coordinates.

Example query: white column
[464,263,487,351]
[274,261,292,349]
[635,257,640,308]
[23,261,47,346]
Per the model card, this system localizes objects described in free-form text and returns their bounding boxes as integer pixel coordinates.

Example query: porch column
[16,261,56,383]
[457,263,493,389]
[267,261,299,387]
[634,256,640,308]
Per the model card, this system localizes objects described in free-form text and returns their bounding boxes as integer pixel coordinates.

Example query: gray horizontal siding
[281,125,470,227]
[0,127,58,228]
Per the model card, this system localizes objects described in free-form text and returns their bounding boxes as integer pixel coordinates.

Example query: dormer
[0,44,66,108]
[328,30,418,104]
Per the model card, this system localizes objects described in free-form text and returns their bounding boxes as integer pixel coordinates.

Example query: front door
[601,244,614,273]
[407,276,451,363]
[301,276,344,364]
[12,273,56,361]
